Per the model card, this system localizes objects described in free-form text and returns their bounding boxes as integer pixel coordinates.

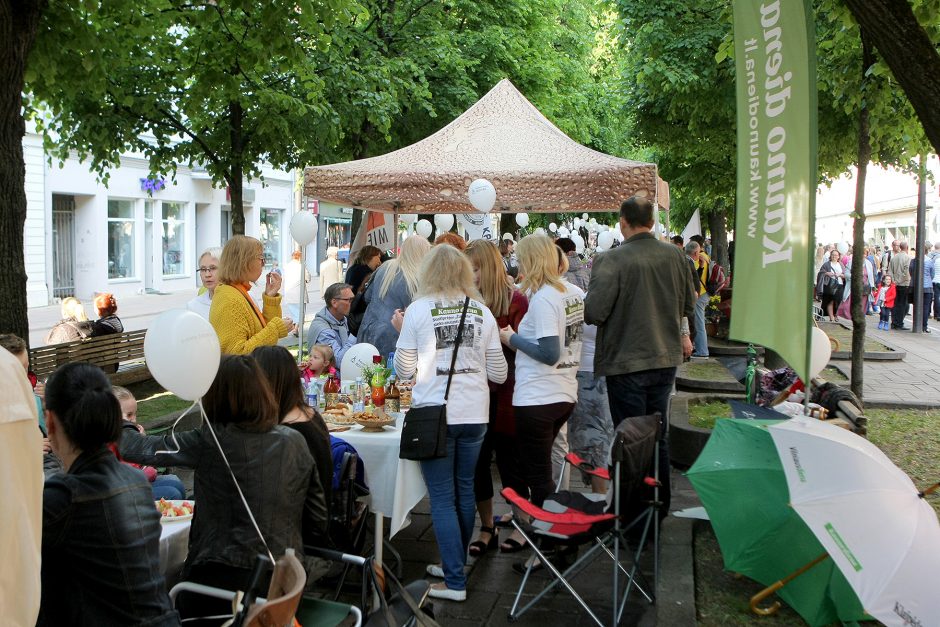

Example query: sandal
[493,514,513,528]
[468,526,498,557]
[499,536,528,553]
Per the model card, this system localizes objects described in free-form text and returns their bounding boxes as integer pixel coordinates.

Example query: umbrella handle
[920,481,940,497]
[749,553,829,617]
[749,582,783,616]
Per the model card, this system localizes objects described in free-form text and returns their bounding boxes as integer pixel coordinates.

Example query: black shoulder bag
[399,297,470,461]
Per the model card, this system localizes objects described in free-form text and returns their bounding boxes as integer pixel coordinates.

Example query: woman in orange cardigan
[210,236,295,354]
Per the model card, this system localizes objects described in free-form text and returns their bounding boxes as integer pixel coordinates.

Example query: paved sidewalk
[829,317,940,405]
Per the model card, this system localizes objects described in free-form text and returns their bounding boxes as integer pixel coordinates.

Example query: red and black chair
[501,413,662,626]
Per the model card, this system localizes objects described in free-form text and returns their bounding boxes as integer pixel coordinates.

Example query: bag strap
[444,297,470,402]
[378,562,442,627]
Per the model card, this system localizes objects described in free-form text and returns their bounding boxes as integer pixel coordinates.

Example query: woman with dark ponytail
[39,363,179,627]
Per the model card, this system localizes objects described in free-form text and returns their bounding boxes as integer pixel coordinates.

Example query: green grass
[867,408,940,516]
[680,360,737,382]
[820,323,893,353]
[821,365,849,383]
[688,400,732,429]
[126,379,192,427]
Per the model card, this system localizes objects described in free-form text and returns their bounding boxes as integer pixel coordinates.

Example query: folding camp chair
[501,413,662,627]
[327,451,372,601]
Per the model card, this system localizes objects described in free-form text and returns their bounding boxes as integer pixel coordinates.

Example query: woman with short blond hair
[210,235,293,354]
[499,234,584,509]
[392,244,507,601]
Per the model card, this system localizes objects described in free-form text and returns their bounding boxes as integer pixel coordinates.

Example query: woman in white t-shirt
[392,244,507,602]
[499,234,584,510]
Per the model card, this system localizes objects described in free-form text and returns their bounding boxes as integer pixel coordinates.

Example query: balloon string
[155,398,274,564]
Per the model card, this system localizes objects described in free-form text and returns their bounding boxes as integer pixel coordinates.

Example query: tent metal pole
[394,206,399,253]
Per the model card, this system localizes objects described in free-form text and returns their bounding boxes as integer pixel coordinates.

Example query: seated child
[300,344,335,384]
[111,386,186,500]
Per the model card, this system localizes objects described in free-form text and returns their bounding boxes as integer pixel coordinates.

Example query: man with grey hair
[307,282,357,369]
[685,240,709,357]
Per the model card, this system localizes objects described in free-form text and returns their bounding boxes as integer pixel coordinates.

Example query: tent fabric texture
[304,79,667,214]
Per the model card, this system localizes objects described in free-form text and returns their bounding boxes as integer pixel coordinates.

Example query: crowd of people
[814,239,940,332]
[6,195,700,623]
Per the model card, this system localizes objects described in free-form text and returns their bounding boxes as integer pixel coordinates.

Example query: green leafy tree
[27,0,359,235]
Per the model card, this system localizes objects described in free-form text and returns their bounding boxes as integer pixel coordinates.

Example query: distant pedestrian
[875,275,895,330]
[888,241,912,329]
[187,247,223,320]
[319,247,344,300]
[282,250,311,326]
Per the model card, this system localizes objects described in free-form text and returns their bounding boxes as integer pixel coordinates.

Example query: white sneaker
[426,564,469,578]
[428,583,466,602]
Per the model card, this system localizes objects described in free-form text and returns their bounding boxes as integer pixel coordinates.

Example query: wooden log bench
[28,329,151,386]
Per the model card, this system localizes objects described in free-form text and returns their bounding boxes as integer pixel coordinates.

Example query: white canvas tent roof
[303,79,669,214]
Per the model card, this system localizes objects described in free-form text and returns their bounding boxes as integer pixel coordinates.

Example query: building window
[162,201,186,276]
[107,199,135,279]
[260,208,282,268]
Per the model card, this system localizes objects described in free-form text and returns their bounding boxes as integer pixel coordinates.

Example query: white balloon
[549,222,557,233]
[434,214,454,231]
[468,179,496,213]
[415,219,433,238]
[597,231,615,251]
[582,213,588,220]
[574,237,585,254]
[809,326,833,379]
[535,227,546,236]
[515,213,530,227]
[558,227,570,238]
[837,241,849,254]
[145,310,220,401]
[340,343,380,387]
[400,213,418,224]
[289,210,318,246]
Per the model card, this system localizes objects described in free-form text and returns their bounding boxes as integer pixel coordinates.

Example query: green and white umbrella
[687,419,868,625]
[768,417,940,627]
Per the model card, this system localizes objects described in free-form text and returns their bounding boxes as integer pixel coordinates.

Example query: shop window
[162,202,186,276]
[107,199,136,279]
[260,208,282,268]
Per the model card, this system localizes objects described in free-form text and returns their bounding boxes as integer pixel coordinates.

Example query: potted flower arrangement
[705,295,724,337]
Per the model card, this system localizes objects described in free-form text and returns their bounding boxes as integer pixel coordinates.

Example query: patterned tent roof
[303,79,669,214]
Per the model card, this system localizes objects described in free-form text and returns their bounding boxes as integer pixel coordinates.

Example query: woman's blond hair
[416,244,481,301]
[61,297,88,322]
[218,235,262,285]
[516,234,565,295]
[379,235,430,299]
[465,240,511,318]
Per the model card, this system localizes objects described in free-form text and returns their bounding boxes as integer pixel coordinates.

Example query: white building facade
[22,126,302,308]
[815,158,940,249]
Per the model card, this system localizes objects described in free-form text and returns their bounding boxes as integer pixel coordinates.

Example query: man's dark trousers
[606,367,675,515]
[893,285,910,329]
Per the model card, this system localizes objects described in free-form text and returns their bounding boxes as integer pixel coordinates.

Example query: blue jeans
[420,423,486,591]
[693,293,709,356]
[606,368,676,514]
[934,284,940,319]
[151,474,186,500]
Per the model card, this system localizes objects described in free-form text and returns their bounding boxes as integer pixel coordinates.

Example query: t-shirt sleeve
[395,301,420,351]
[529,291,561,338]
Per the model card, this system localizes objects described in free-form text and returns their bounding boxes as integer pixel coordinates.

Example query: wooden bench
[29,329,151,386]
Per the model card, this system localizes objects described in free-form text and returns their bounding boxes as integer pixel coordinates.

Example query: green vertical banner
[730,0,817,384]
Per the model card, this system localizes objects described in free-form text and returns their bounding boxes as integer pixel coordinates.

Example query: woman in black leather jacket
[39,363,179,627]
[120,354,327,622]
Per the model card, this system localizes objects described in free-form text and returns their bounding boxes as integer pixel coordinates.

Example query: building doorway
[51,194,76,299]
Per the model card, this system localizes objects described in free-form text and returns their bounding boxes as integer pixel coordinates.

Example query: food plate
[323,404,356,425]
[354,414,395,432]
[156,498,194,522]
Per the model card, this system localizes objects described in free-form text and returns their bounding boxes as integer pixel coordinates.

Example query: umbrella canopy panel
[304,79,666,214]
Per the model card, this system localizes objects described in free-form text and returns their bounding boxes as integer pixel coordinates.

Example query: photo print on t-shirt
[557,296,585,369]
[431,299,484,376]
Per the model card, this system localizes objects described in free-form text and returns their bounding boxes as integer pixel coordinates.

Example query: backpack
[704,261,728,295]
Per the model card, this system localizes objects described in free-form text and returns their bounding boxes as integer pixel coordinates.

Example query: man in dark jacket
[584,196,696,514]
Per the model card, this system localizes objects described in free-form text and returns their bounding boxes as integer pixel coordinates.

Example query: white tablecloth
[337,413,426,537]
[159,519,191,587]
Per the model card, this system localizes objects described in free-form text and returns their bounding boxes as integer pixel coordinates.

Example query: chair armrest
[305,545,369,568]
[564,452,610,481]
[169,581,267,605]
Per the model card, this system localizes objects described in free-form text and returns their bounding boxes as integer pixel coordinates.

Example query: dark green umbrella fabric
[687,419,867,626]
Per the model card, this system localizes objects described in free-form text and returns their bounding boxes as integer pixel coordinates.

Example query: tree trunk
[0,1,46,344]
[850,34,874,400]
[228,101,245,235]
[706,207,729,270]
[845,0,940,157]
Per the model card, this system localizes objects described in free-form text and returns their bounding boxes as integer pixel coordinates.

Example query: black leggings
[474,393,524,503]
[514,402,574,507]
